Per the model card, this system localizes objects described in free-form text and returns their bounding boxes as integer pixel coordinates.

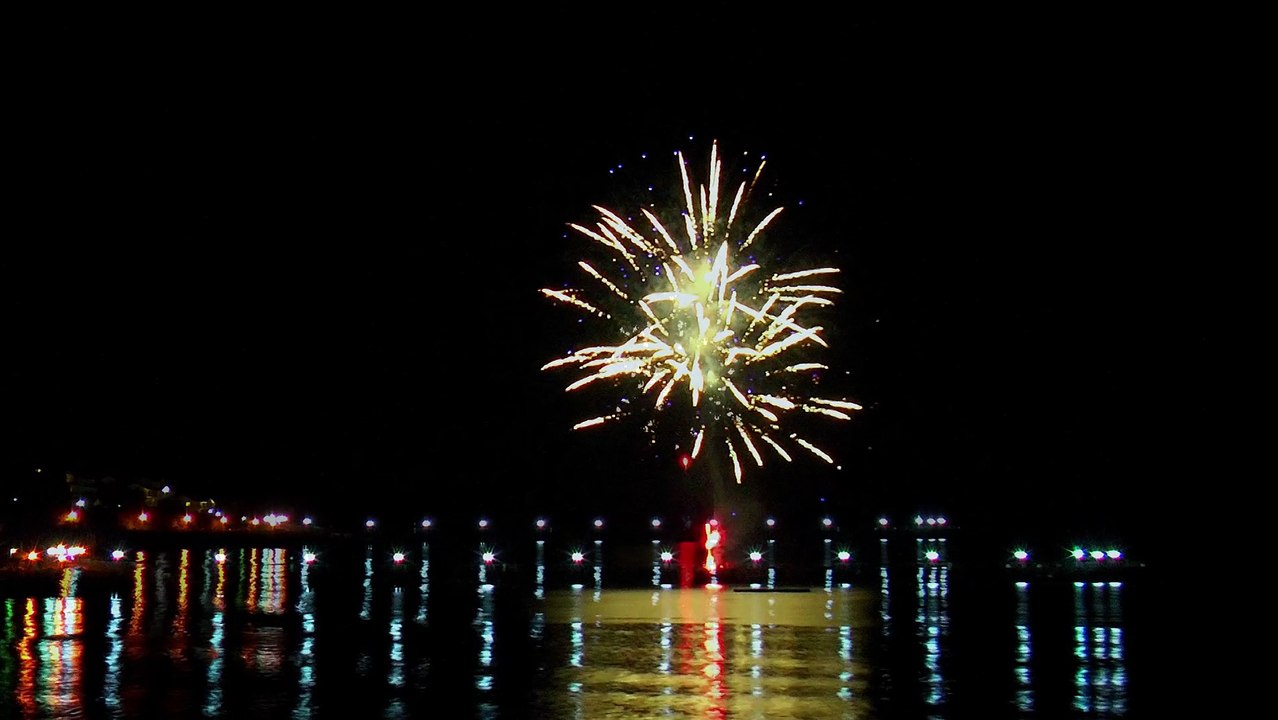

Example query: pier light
[65,510,79,522]
[26,551,39,561]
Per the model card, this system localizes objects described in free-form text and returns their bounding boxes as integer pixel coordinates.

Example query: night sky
[3,11,1210,548]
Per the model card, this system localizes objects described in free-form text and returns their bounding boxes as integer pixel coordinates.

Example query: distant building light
[926,517,937,526]
[392,552,406,563]
[421,519,432,529]
[660,551,674,563]
[481,551,496,564]
[837,551,851,562]
[112,550,126,561]
[536,518,547,529]
[161,486,171,494]
[878,517,889,527]
[925,550,940,562]
[182,514,192,523]
[1013,550,1029,561]
[594,518,604,529]
[303,517,313,526]
[749,551,763,563]
[936,517,947,526]
[303,552,317,563]
[1071,548,1085,560]
[1106,549,1122,560]
[1090,550,1105,561]
[822,517,833,528]
[478,519,489,529]
[651,518,662,528]
[366,520,376,529]
[765,518,776,528]
[571,551,585,563]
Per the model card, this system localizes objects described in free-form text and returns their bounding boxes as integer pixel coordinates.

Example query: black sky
[2,10,1214,545]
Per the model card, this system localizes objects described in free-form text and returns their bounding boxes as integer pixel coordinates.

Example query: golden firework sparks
[541,142,858,481]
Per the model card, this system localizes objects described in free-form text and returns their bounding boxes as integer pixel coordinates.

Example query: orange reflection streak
[215,558,226,610]
[172,549,191,666]
[702,617,728,718]
[130,553,146,638]
[17,599,36,717]
[248,548,259,612]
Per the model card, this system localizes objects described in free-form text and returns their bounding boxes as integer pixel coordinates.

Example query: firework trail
[542,142,858,482]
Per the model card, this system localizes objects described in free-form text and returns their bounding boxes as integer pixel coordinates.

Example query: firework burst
[541,142,859,482]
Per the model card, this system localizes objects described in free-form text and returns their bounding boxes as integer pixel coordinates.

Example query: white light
[936,517,947,525]
[215,552,227,563]
[660,551,674,562]
[421,519,432,528]
[478,519,489,529]
[925,550,939,562]
[1106,549,1122,560]
[878,517,889,526]
[1015,581,1029,588]
[594,519,604,528]
[75,498,87,508]
[112,550,126,561]
[837,551,851,562]
[303,517,313,526]
[926,517,936,526]
[303,552,317,563]
[482,551,496,564]
[651,518,662,528]
[1071,549,1085,560]
[749,551,763,562]
[571,551,585,563]
[393,552,406,563]
[822,517,833,528]
[765,518,776,528]
[1090,550,1105,561]
[536,519,546,529]
[161,486,171,494]
[366,520,376,528]
[1013,550,1029,561]
[914,515,923,525]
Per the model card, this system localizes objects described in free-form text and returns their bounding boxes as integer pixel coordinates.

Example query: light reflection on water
[0,540,1139,718]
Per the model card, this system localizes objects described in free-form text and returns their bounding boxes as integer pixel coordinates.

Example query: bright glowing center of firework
[542,142,861,483]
